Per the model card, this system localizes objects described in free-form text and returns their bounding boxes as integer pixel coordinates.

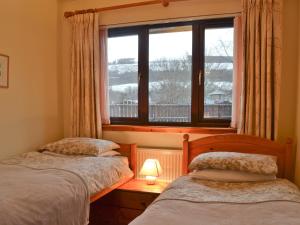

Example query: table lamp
[140,159,162,185]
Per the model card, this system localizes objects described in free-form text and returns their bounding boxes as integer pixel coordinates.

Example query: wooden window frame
[108,18,234,128]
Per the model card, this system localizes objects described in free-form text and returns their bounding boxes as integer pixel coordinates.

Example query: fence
[110,104,232,122]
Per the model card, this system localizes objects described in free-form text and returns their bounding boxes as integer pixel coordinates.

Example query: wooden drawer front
[118,207,143,225]
[89,205,142,225]
[113,190,159,210]
[89,189,160,225]
[89,205,118,225]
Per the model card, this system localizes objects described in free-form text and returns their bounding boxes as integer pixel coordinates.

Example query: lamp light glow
[140,159,162,185]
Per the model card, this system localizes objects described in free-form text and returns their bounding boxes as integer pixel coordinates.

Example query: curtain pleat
[231,16,243,129]
[99,29,110,124]
[69,13,103,138]
[239,0,282,140]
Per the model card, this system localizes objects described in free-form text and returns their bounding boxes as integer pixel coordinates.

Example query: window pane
[204,28,233,119]
[149,26,192,123]
[108,35,138,118]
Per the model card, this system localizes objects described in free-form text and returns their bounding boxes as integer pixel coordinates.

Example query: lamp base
[145,176,157,185]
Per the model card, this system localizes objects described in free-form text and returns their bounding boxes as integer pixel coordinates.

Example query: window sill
[102,125,237,134]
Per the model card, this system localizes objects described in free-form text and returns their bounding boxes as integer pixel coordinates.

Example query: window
[108,18,234,127]
[149,26,192,123]
[108,35,139,118]
[204,27,234,120]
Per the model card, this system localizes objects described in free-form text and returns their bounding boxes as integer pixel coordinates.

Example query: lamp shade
[140,159,162,177]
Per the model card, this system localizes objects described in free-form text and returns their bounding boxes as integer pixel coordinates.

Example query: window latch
[198,70,203,86]
[138,72,142,85]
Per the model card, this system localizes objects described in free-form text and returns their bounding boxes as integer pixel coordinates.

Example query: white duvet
[0,151,134,225]
[2,151,134,195]
[0,164,89,225]
[130,176,300,225]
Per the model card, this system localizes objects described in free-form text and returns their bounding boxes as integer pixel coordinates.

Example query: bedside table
[89,179,168,225]
[117,179,168,194]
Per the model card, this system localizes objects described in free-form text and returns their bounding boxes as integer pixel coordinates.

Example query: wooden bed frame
[90,143,137,203]
[182,134,293,180]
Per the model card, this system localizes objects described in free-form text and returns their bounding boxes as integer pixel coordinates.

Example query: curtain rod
[64,0,190,18]
[100,12,241,28]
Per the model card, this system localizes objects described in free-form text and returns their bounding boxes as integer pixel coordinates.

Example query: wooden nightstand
[90,179,168,225]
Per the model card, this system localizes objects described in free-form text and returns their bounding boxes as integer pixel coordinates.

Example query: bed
[130,134,300,225]
[90,143,136,202]
[0,140,136,225]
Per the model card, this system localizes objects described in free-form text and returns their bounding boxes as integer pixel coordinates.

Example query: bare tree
[109,39,233,106]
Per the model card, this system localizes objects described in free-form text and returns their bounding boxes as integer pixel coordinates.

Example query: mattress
[130,176,300,225]
[2,151,134,196]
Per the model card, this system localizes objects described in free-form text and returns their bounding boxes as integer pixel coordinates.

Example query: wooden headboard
[182,134,293,180]
[116,143,137,175]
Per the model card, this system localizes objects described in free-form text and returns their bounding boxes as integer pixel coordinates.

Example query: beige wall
[0,0,63,159]
[278,0,300,183]
[295,0,300,186]
[278,0,299,142]
[277,0,300,185]
[59,0,241,149]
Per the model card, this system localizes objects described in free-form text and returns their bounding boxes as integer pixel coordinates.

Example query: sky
[108,27,234,63]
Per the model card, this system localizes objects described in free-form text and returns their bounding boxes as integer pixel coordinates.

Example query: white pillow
[189,152,278,176]
[99,150,121,157]
[189,169,276,182]
[39,137,120,156]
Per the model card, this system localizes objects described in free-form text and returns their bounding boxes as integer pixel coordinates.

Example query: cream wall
[278,0,299,142]
[278,0,300,183]
[59,0,242,149]
[0,0,63,159]
[295,0,300,186]
[277,0,300,185]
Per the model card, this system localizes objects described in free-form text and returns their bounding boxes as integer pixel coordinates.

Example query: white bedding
[130,176,300,225]
[0,151,133,225]
[0,163,90,225]
[2,151,134,195]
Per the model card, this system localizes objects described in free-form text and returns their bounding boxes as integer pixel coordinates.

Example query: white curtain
[239,0,282,140]
[231,16,243,129]
[69,13,109,138]
[99,29,110,125]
